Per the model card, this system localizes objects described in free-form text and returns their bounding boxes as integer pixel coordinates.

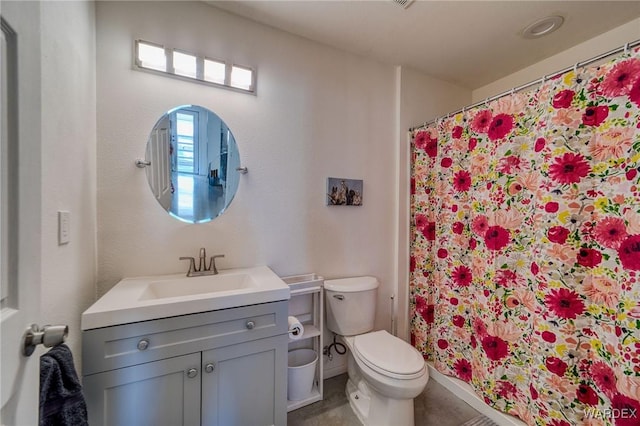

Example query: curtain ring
[624,42,630,55]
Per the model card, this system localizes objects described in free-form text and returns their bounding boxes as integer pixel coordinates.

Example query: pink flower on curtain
[497,155,522,174]
[545,288,585,319]
[583,275,620,309]
[582,105,609,126]
[452,265,473,286]
[534,137,546,152]
[552,89,575,108]
[589,127,634,161]
[577,247,603,267]
[549,152,591,184]
[548,226,570,244]
[453,170,472,192]
[441,157,453,168]
[576,384,599,406]
[454,359,472,381]
[471,110,492,133]
[600,58,640,97]
[468,137,478,151]
[484,225,510,250]
[452,126,463,138]
[618,234,640,270]
[487,113,514,141]
[593,217,628,249]
[481,335,509,361]
[548,420,571,426]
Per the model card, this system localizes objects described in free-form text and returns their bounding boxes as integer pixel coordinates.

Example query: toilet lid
[353,330,425,380]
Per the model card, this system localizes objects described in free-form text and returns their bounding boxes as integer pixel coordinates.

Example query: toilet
[325,276,428,426]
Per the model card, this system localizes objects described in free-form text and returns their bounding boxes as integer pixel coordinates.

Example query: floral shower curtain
[410,47,640,426]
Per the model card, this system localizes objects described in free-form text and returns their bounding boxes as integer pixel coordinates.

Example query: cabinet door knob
[205,363,215,373]
[186,368,198,378]
[245,320,255,330]
[137,339,150,351]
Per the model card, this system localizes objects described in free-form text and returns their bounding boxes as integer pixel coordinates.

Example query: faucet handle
[209,255,225,275]
[179,256,197,276]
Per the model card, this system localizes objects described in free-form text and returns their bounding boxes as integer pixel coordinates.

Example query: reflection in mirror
[145,105,240,223]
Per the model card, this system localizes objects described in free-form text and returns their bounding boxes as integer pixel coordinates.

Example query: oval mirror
[144,105,241,223]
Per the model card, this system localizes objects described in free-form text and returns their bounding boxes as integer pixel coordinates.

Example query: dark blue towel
[39,344,88,426]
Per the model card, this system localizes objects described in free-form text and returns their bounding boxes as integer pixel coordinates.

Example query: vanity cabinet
[82,301,288,426]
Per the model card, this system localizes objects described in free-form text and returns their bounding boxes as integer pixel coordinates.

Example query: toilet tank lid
[324,276,379,292]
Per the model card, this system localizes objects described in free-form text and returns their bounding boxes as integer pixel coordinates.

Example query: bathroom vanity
[81,266,290,426]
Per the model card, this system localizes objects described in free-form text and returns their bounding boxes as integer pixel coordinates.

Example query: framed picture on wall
[327,177,363,206]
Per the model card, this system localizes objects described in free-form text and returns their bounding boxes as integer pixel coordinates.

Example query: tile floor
[287,374,484,426]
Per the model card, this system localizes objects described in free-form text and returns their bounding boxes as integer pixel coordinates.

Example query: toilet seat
[353,330,425,380]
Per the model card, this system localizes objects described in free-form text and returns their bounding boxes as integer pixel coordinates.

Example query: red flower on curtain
[415,296,435,324]
[422,221,436,241]
[470,110,492,133]
[618,234,640,270]
[545,288,585,319]
[415,130,438,158]
[452,126,463,138]
[600,58,640,97]
[484,226,510,250]
[545,357,568,376]
[549,152,591,184]
[582,105,609,126]
[487,113,514,141]
[534,137,546,152]
[552,89,575,108]
[452,265,473,286]
[453,170,472,192]
[452,315,465,327]
[481,335,509,361]
[548,226,570,244]
[454,359,472,381]
[577,247,603,267]
[611,394,640,426]
[630,78,640,107]
[576,384,599,406]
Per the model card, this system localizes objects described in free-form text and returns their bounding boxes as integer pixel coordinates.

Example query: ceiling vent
[393,0,415,9]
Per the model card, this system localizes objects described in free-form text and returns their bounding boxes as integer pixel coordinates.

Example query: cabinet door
[202,334,288,426]
[83,353,201,426]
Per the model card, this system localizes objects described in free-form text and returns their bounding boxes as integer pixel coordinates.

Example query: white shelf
[289,324,321,343]
[282,273,324,412]
[287,384,322,412]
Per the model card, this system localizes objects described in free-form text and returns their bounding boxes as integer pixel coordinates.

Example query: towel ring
[22,324,69,357]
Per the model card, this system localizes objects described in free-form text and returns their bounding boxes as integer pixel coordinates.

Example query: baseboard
[323,363,347,379]
[427,363,526,426]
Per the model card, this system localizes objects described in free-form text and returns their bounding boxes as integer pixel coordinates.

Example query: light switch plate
[58,211,70,245]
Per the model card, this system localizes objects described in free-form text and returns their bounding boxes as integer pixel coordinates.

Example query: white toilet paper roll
[288,316,304,340]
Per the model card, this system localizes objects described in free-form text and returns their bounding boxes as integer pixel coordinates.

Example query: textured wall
[96,1,397,332]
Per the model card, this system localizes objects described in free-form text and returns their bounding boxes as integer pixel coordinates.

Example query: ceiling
[208,0,640,89]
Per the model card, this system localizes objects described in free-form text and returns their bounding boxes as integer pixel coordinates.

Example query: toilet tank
[324,276,378,336]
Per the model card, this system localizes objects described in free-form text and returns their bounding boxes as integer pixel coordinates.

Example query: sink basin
[139,274,257,300]
[82,266,290,330]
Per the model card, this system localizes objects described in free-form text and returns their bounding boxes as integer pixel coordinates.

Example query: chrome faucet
[180,248,225,277]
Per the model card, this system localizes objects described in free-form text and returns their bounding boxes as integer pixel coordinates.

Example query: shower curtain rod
[410,38,640,132]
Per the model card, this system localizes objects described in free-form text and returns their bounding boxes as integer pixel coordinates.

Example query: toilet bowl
[325,277,428,426]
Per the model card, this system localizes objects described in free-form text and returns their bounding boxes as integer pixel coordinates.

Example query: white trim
[427,363,526,426]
